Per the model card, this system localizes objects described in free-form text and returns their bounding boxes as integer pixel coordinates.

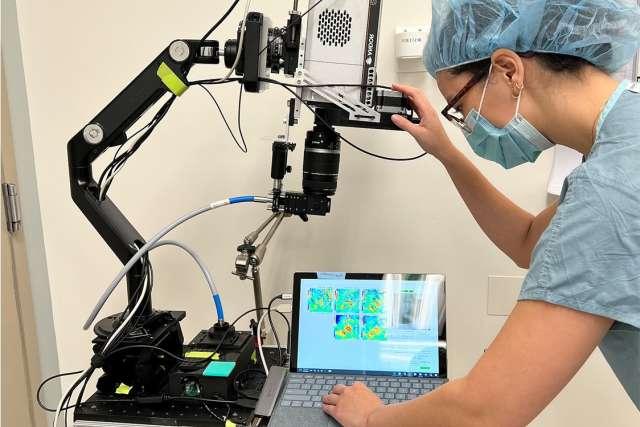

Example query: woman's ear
[491,49,525,96]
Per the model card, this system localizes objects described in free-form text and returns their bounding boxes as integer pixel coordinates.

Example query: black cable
[74,373,92,410]
[56,368,92,426]
[237,84,248,152]
[198,84,248,153]
[110,262,153,351]
[68,369,94,427]
[109,254,152,352]
[115,253,149,323]
[38,258,148,414]
[107,122,153,174]
[188,77,244,86]
[270,81,428,162]
[273,309,291,356]
[98,118,156,195]
[201,0,241,42]
[257,0,325,57]
[37,370,83,412]
[98,95,177,201]
[267,296,285,366]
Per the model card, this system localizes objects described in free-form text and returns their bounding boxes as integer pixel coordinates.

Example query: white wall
[14,0,638,425]
[3,0,61,422]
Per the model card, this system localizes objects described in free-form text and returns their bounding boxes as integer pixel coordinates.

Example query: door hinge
[2,183,22,234]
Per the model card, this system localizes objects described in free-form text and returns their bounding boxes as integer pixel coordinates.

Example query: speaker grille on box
[317,9,352,47]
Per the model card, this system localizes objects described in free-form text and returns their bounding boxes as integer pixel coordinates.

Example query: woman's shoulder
[580,90,640,191]
[594,88,640,153]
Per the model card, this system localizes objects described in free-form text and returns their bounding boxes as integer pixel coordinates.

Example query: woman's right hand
[391,83,456,161]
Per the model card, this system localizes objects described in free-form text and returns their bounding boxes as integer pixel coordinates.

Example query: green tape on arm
[157,62,188,96]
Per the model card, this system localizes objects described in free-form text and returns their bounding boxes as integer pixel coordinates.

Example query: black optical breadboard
[74,394,253,427]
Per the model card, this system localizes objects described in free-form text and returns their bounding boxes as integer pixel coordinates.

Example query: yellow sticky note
[225,420,236,427]
[184,351,220,360]
[115,383,132,395]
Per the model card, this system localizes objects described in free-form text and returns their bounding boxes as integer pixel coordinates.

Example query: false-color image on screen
[308,288,334,313]
[298,277,443,376]
[335,289,360,313]
[362,289,384,314]
[361,316,387,341]
[334,315,359,340]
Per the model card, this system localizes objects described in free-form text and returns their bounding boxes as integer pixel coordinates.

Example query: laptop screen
[291,273,446,378]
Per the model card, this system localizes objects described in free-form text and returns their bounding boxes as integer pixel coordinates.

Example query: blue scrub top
[519,81,640,410]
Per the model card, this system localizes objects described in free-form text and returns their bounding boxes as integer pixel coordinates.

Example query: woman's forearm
[437,146,536,267]
[366,379,489,427]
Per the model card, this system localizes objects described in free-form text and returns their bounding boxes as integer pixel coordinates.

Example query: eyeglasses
[441,69,489,132]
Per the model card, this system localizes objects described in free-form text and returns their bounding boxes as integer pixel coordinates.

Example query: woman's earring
[512,82,524,99]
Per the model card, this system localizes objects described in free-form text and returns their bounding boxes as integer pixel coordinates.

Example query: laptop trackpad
[268,407,341,426]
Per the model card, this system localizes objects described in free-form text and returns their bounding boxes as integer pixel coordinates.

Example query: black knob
[224,39,238,69]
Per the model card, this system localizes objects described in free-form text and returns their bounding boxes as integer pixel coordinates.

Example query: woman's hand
[322,382,383,427]
[391,84,456,161]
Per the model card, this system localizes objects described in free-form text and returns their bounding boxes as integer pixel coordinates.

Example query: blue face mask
[462,65,554,169]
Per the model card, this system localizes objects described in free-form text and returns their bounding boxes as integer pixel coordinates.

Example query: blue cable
[212,294,224,322]
[229,196,255,204]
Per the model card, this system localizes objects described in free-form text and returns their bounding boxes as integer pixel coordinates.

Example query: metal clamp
[233,213,287,320]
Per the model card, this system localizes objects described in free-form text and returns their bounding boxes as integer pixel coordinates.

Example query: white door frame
[2,0,61,423]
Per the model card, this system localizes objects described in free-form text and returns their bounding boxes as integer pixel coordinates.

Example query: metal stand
[234,213,287,322]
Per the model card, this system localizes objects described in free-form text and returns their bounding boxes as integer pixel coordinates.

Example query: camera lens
[303,124,341,196]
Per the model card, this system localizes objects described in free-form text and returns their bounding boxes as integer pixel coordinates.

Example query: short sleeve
[519,170,640,329]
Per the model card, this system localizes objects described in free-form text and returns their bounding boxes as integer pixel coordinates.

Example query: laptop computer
[269,272,447,426]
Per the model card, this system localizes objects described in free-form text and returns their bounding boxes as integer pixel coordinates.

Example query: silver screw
[83,124,104,144]
[169,40,190,62]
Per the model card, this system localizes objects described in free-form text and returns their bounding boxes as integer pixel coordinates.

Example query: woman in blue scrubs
[322,1,640,425]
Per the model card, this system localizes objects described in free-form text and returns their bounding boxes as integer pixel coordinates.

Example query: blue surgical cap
[424,0,640,77]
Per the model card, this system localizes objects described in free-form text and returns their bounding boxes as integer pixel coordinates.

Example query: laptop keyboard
[280,373,447,408]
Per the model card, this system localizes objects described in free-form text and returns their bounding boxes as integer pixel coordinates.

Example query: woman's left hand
[322,382,384,427]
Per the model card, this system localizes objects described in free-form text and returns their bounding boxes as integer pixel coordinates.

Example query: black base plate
[74,394,253,426]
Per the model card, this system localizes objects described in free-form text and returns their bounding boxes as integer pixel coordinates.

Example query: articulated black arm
[67,39,219,316]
